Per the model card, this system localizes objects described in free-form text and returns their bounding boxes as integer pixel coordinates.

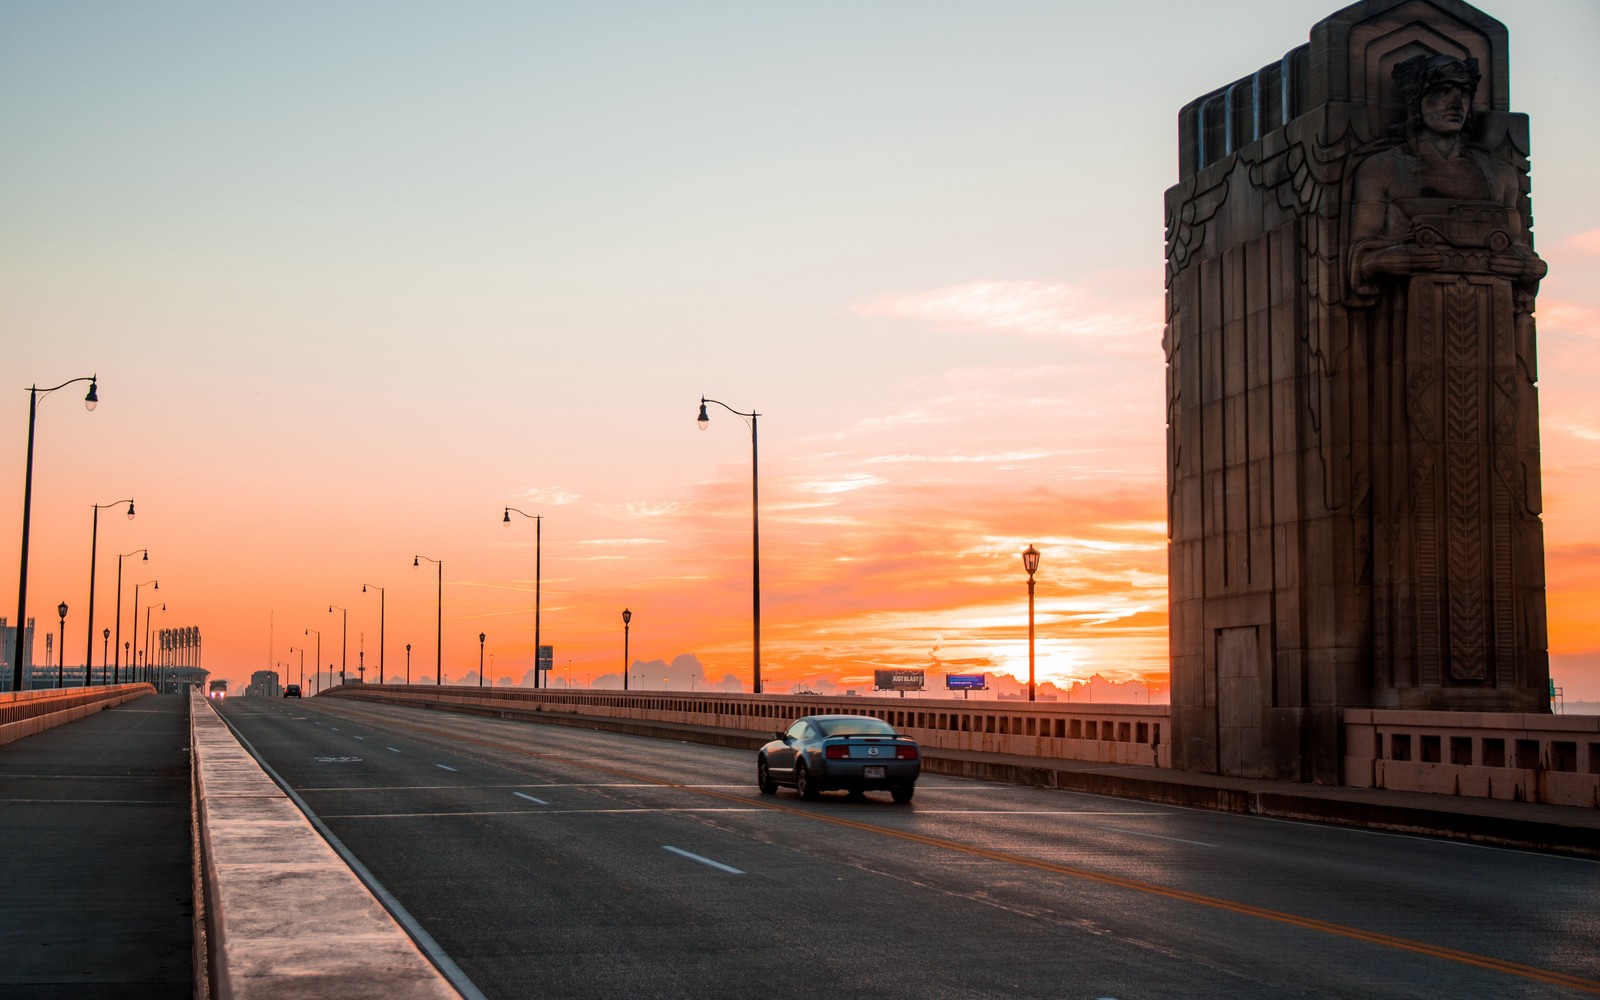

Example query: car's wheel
[795,763,820,800]
[757,758,777,795]
[891,783,915,804]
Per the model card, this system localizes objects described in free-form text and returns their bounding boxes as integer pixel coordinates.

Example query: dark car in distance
[758,714,920,803]
[284,684,302,698]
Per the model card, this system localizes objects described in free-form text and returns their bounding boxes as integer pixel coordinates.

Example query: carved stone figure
[1163,0,1550,783]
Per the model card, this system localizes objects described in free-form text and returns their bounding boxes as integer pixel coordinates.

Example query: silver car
[758,714,920,803]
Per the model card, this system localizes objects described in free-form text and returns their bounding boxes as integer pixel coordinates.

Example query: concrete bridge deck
[1,691,1595,997]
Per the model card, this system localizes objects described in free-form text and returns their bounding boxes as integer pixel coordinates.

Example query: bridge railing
[323,684,1170,767]
[1344,709,1600,808]
[0,683,153,747]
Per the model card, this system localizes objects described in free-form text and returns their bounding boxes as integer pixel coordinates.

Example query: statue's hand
[1488,249,1547,284]
[1359,243,1443,282]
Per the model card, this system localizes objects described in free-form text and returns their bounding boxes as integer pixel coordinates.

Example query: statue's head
[1394,54,1480,138]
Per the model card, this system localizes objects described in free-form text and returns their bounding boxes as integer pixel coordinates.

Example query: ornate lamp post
[696,396,762,694]
[131,579,158,683]
[102,628,110,681]
[1022,544,1041,703]
[83,498,134,686]
[56,602,68,688]
[362,584,385,683]
[414,556,443,685]
[503,508,543,689]
[405,642,412,685]
[621,608,632,691]
[113,549,148,685]
[12,374,98,691]
[478,632,486,687]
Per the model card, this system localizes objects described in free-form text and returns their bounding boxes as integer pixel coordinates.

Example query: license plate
[863,765,886,779]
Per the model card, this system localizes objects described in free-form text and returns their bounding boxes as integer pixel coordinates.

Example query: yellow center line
[320,701,1600,995]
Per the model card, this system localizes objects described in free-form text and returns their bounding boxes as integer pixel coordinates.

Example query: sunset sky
[3,1,1597,702]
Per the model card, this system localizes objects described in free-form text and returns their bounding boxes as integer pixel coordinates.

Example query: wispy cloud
[849,277,1159,354]
[1562,228,1600,255]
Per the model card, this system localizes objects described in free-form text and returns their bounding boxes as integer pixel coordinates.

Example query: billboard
[945,674,988,690]
[874,669,925,691]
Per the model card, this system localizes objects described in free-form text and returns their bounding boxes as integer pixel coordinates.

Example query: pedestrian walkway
[0,692,193,999]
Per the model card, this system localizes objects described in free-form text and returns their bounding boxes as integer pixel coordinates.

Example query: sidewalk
[0,692,193,999]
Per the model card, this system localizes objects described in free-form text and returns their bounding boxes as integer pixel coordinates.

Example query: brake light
[895,746,918,760]
[825,745,850,759]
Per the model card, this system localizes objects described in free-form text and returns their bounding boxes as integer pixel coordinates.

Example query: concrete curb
[190,692,465,999]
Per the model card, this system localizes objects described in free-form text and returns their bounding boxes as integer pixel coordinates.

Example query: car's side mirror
[775,731,786,741]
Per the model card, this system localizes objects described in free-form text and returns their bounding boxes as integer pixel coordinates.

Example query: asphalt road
[217,696,1600,1000]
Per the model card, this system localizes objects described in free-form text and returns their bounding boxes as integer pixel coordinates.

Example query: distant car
[758,714,920,803]
[284,684,302,698]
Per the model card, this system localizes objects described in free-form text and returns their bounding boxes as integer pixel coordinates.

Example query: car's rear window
[817,717,898,737]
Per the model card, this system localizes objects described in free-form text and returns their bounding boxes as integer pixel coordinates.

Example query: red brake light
[825,745,850,759]
[896,746,918,760]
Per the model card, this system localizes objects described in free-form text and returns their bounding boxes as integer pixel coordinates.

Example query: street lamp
[131,579,158,683]
[414,556,443,685]
[304,628,322,694]
[102,628,110,681]
[143,603,165,690]
[621,608,632,691]
[12,374,98,691]
[56,602,68,688]
[84,498,134,687]
[696,396,762,694]
[289,645,306,690]
[405,643,412,685]
[503,508,543,689]
[1022,544,1041,703]
[478,632,486,687]
[329,604,348,685]
[362,584,385,683]
[113,549,148,685]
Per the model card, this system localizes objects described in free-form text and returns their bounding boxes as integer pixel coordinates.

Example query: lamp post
[304,628,321,694]
[12,374,98,691]
[696,396,762,694]
[113,549,148,685]
[83,498,134,687]
[102,628,110,682]
[621,608,632,691]
[503,508,543,689]
[143,604,165,691]
[1022,544,1041,703]
[329,604,348,686]
[56,602,68,687]
[362,584,385,683]
[289,645,305,690]
[478,632,486,687]
[131,579,158,683]
[414,556,442,685]
[405,643,412,685]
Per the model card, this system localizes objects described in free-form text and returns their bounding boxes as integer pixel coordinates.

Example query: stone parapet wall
[1344,708,1599,807]
[327,685,1172,767]
[0,683,152,746]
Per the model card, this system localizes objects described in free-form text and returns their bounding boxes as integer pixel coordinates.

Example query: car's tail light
[825,745,850,759]
[896,746,919,760]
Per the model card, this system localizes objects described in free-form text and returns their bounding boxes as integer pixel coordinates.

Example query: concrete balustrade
[189,689,464,998]
[324,684,1170,767]
[1344,709,1600,808]
[0,682,153,747]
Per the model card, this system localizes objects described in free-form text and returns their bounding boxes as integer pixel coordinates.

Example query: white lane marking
[664,845,745,874]
[1085,827,1217,848]
[1,798,173,805]
[513,792,548,805]
[914,810,1163,816]
[324,808,765,819]
[387,747,401,753]
[353,736,365,741]
[435,763,458,772]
